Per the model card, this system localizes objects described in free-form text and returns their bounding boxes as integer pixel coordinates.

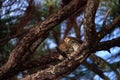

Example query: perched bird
[58,37,108,71]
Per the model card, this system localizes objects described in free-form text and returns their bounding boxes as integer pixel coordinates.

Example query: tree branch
[20,42,89,80]
[97,37,120,51]
[21,36,120,80]
[97,16,120,41]
[12,53,60,79]
[101,9,111,28]
[5,36,120,80]
[19,54,109,80]
[0,34,48,79]
[0,0,87,79]
[83,61,109,80]
[83,0,99,46]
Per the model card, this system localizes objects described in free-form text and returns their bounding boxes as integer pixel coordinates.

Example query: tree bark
[0,0,87,79]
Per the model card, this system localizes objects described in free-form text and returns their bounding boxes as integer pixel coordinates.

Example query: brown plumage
[58,37,108,70]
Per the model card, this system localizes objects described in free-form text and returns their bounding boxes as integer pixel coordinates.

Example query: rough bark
[20,42,89,80]
[0,0,119,80]
[83,0,99,46]
[0,0,87,79]
[20,1,101,79]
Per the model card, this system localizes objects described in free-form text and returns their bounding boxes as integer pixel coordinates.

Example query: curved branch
[8,53,60,79]
[19,54,109,80]
[0,34,48,79]
[0,0,87,79]
[20,42,89,80]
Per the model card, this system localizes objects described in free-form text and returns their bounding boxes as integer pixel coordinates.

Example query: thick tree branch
[20,43,89,80]
[19,54,109,80]
[83,0,99,46]
[0,0,87,79]
[0,0,119,80]
[21,36,120,80]
[20,1,103,80]
[97,37,120,51]
[0,34,48,79]
[97,17,120,41]
[22,53,60,70]
[11,53,60,79]
[2,33,119,79]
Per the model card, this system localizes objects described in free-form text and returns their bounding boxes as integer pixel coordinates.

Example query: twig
[97,16,120,41]
[101,9,111,28]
